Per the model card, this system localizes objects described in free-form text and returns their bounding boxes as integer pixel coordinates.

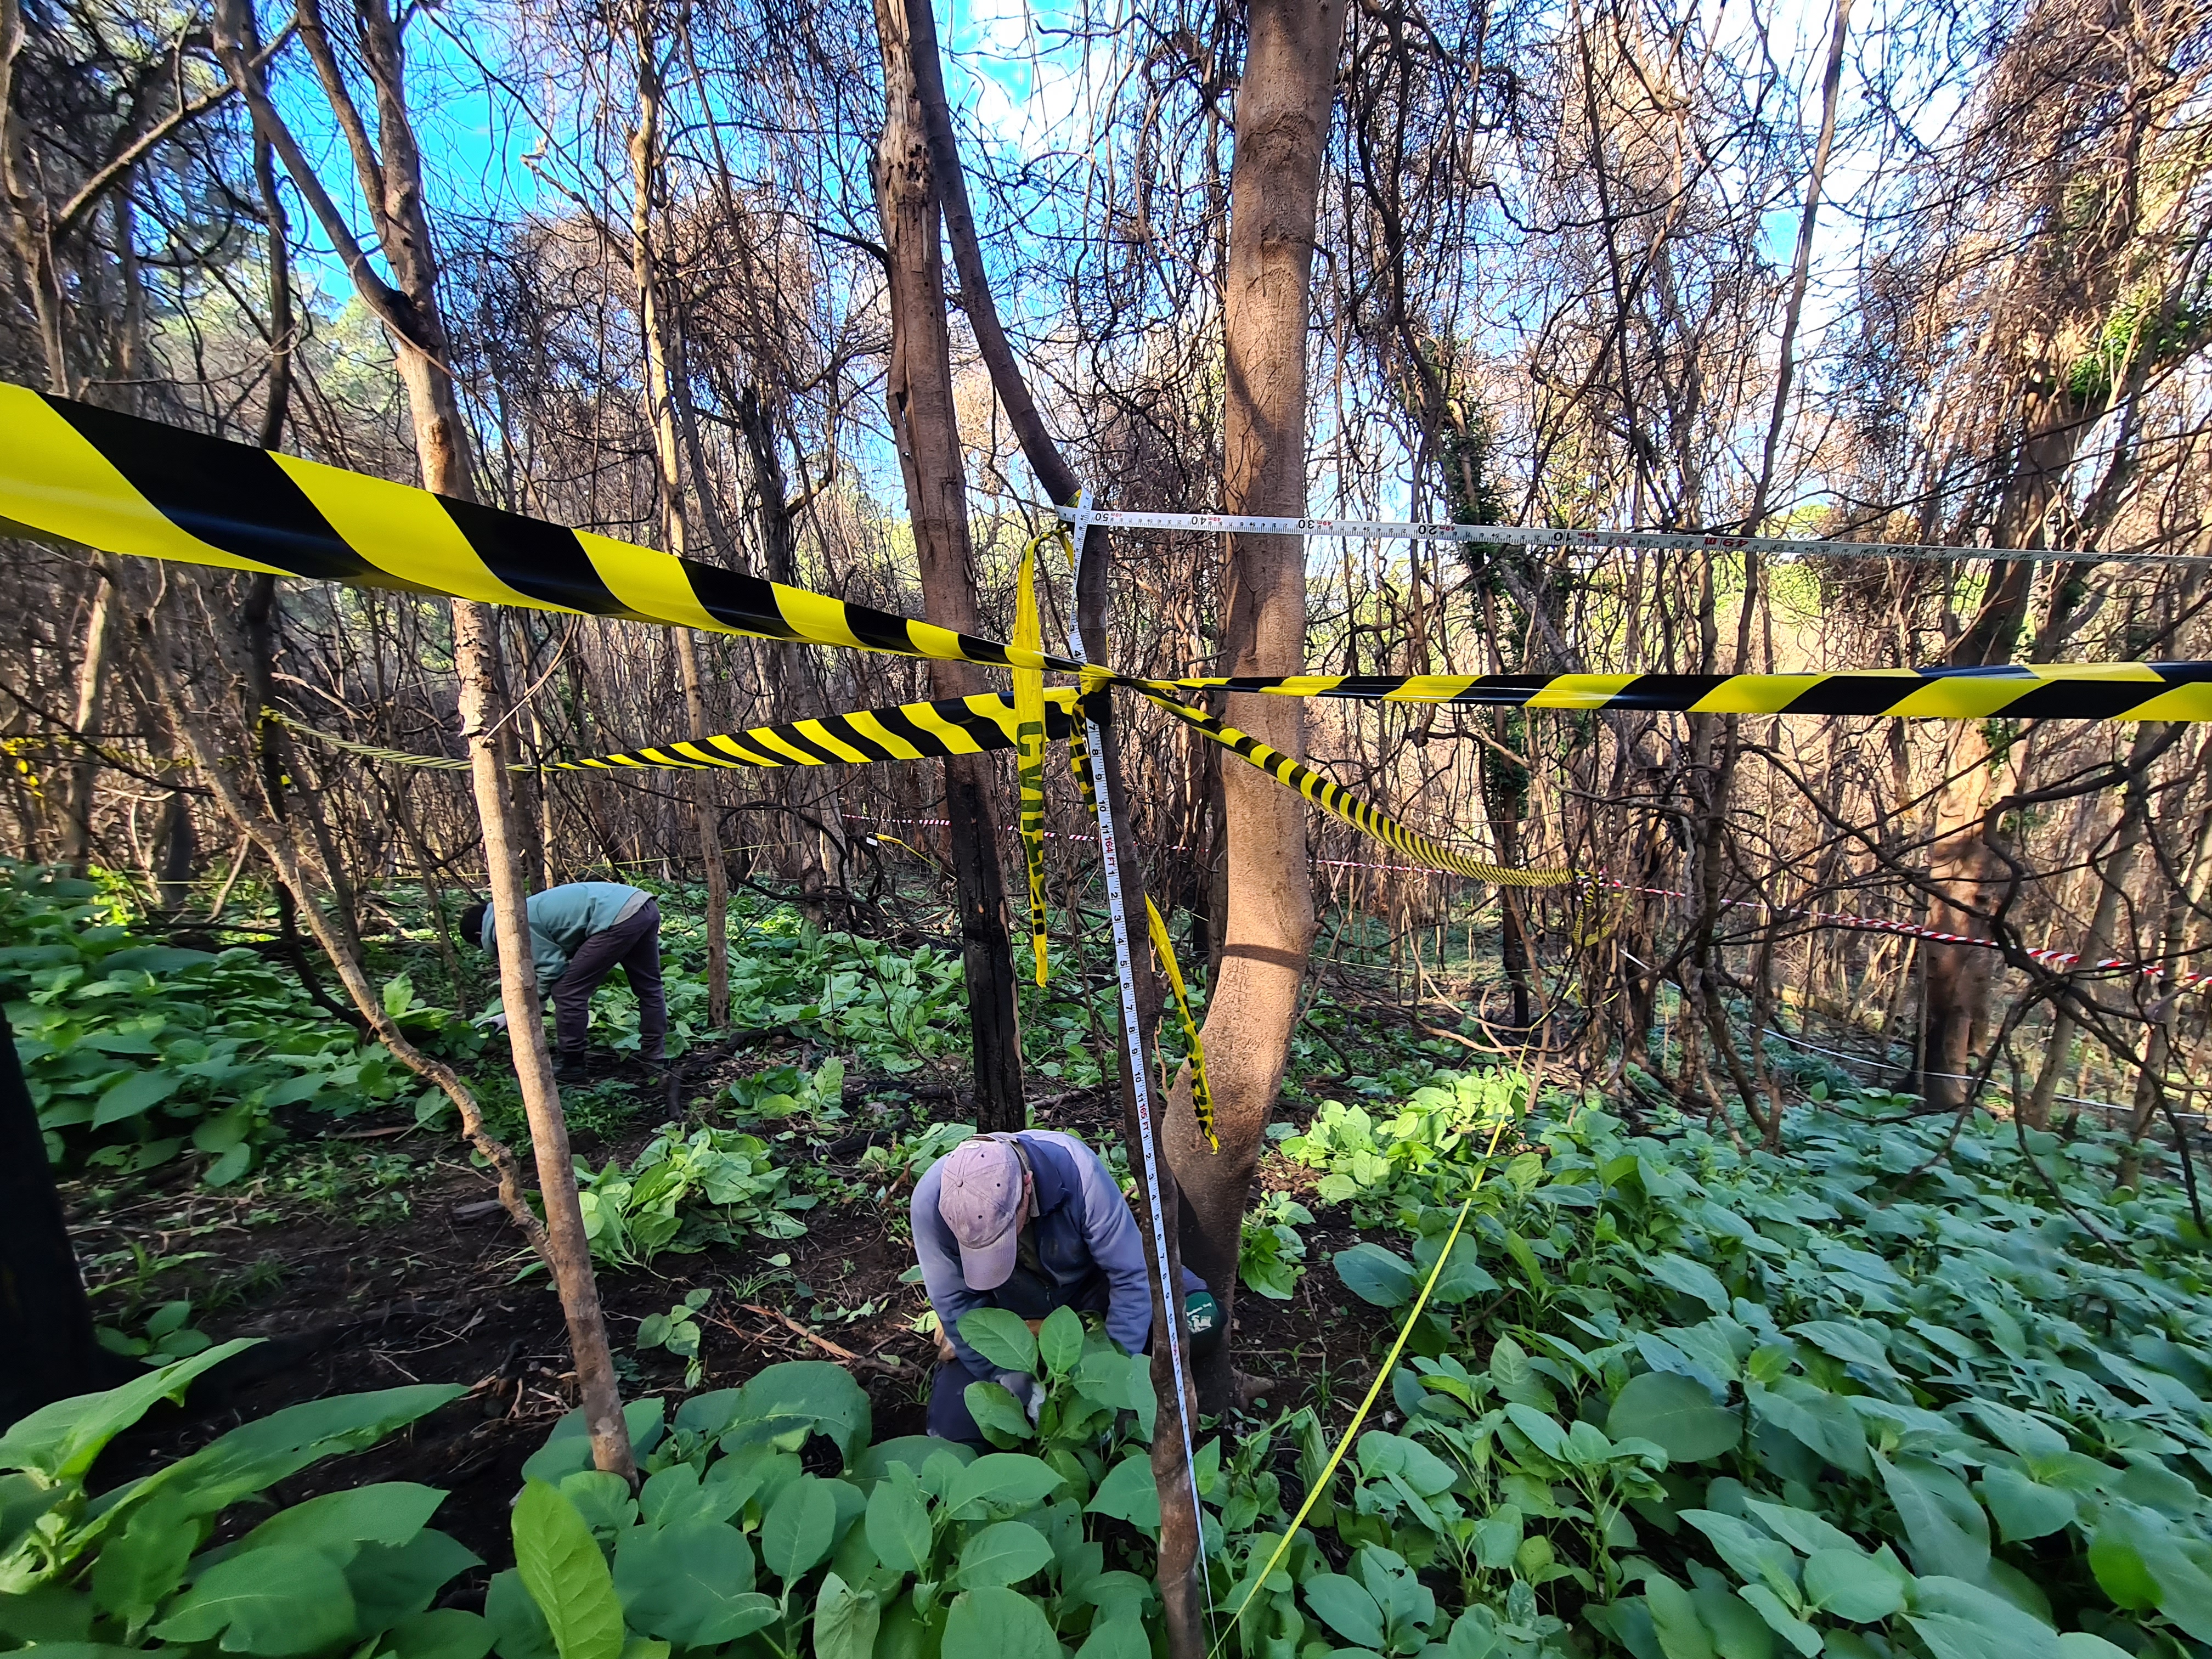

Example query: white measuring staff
[1052,505,2212,566]
[1061,488,1211,1568]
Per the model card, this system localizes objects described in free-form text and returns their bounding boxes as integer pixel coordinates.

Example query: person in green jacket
[457,883,664,1080]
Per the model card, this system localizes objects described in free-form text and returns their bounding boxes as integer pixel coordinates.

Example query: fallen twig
[738,1303,907,1373]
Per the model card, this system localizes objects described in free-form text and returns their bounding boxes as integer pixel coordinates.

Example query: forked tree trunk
[872,0,1024,1133]
[1165,0,1344,1410]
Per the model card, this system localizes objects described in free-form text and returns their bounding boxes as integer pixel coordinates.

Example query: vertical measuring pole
[1061,492,1209,1605]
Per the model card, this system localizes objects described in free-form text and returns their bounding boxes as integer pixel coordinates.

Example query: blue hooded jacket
[912,1130,1194,1380]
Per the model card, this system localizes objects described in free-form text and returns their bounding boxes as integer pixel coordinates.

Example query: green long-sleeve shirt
[478,882,649,989]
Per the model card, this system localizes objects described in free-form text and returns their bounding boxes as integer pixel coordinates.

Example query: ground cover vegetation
[4,0,2212,1648]
[10,961,2212,1659]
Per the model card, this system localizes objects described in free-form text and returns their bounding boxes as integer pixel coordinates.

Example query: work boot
[554,1053,589,1084]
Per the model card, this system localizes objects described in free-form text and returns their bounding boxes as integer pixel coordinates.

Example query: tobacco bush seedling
[0,1341,477,1658]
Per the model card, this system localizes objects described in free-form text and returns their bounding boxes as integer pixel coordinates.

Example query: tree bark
[1165,0,1344,1410]
[1074,534,1203,1659]
[215,0,631,1479]
[872,0,1024,1133]
[0,997,111,1421]
[58,571,117,874]
[2027,725,2160,1126]
[629,5,729,1027]
[904,0,1079,506]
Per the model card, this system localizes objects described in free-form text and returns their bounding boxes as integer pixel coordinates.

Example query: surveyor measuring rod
[1060,492,1210,1582]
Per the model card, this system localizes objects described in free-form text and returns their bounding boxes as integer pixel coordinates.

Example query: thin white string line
[1051,505,2212,566]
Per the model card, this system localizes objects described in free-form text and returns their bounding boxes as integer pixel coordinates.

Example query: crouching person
[911,1129,1220,1444]
[458,882,665,1082]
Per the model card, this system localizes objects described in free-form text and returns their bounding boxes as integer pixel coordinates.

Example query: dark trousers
[550,899,664,1060]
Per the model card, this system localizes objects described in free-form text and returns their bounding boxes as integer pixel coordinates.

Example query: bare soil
[67,1034,1396,1599]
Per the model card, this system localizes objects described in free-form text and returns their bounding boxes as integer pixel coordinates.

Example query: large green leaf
[224,1482,446,1562]
[1302,1573,1385,1649]
[1644,1574,1716,1659]
[611,1519,764,1646]
[1802,1550,1906,1623]
[2089,1506,2212,1641]
[941,1587,1057,1659]
[1904,1576,2062,1659]
[521,1402,667,1486]
[1977,1468,2075,1544]
[347,1530,483,1634]
[1607,1373,1741,1463]
[725,1362,871,1464]
[957,1309,1039,1374]
[1650,1254,1731,1314]
[759,1474,837,1584]
[482,1571,552,1659]
[1333,1243,1417,1308]
[1037,1307,1085,1378]
[135,1385,467,1524]
[954,1520,1054,1589]
[1074,1614,1151,1659]
[962,1382,1035,1447]
[382,1608,495,1659]
[1084,1455,1159,1536]
[864,1472,932,1573]
[0,1340,255,1481]
[92,1069,180,1127]
[943,1453,1066,1521]
[1878,1456,1991,1584]
[89,1490,199,1628]
[151,1544,357,1656]
[811,1572,880,1659]
[510,1481,623,1659]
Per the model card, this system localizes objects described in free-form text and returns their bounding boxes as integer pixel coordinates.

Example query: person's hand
[472,1010,510,1032]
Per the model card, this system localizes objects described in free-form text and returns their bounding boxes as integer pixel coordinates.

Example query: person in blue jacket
[911,1129,1218,1443]
[457,883,664,1081]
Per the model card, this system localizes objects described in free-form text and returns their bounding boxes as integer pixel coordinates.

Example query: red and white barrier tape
[842,816,2209,991]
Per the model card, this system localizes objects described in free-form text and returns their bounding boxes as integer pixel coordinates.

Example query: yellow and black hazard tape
[14,384,2212,725]
[272,690,1080,776]
[1144,895,1216,1149]
[0,386,1082,678]
[1154,664,2212,721]
[1132,687,1580,887]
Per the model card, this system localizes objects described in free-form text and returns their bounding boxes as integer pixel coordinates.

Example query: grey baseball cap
[937,1138,1026,1290]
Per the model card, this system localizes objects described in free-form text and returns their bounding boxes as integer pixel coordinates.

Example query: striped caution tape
[13,386,2211,723]
[1057,504,2212,567]
[1149,664,2212,722]
[270,691,1080,775]
[1011,534,1052,985]
[0,385,1081,678]
[1144,896,1216,1150]
[1133,688,1580,887]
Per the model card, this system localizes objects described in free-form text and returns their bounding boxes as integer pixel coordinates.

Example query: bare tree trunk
[2027,725,2161,1126]
[1075,535,1203,1659]
[905,0,1079,506]
[1166,0,1344,1410]
[629,6,729,1026]
[58,571,116,873]
[871,0,1024,1133]
[215,0,631,1479]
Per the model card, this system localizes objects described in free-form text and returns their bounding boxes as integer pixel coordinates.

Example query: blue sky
[258,0,1975,531]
